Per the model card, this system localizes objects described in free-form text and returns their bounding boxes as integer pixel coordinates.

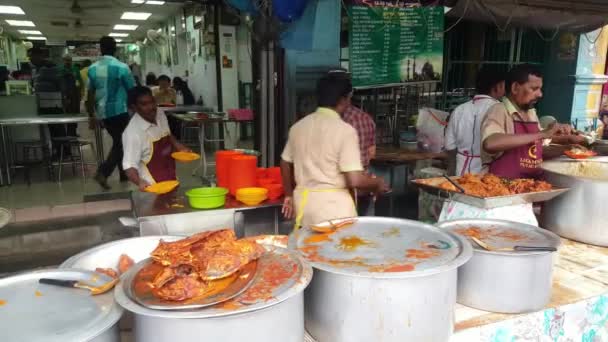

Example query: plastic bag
[416,107,449,153]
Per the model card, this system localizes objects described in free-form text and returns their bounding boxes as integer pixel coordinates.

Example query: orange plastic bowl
[171,151,201,162]
[257,178,276,187]
[236,187,268,206]
[263,183,284,200]
[145,180,180,195]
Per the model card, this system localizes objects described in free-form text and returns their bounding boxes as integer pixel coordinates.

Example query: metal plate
[0,268,121,342]
[60,236,183,270]
[291,217,473,278]
[437,219,561,256]
[115,245,313,318]
[412,177,569,208]
[125,258,256,310]
[0,208,11,229]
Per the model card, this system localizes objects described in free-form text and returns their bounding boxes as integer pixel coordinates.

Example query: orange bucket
[229,155,258,196]
[267,167,281,183]
[215,150,243,188]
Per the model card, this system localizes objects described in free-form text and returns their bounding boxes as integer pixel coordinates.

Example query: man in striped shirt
[87,36,135,190]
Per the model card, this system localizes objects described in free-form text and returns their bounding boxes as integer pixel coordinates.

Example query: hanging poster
[348,2,444,87]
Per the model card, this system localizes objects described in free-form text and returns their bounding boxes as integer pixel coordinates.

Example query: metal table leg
[1,125,11,185]
[389,164,395,216]
[0,125,5,186]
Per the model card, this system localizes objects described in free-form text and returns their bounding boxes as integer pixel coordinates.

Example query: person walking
[87,36,136,190]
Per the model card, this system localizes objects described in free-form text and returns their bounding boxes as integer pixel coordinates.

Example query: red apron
[146,135,177,183]
[489,120,543,179]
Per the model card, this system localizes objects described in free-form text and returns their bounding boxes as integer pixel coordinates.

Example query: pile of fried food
[148,229,265,301]
[96,254,135,279]
[438,174,553,197]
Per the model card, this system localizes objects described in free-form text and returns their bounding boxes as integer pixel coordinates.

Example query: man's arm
[344,171,387,194]
[280,159,296,219]
[169,135,190,152]
[124,168,149,191]
[483,132,546,154]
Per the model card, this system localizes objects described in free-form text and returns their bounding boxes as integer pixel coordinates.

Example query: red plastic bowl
[264,183,284,200]
[257,178,276,187]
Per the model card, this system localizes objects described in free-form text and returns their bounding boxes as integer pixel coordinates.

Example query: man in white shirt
[122,86,190,191]
[445,68,505,176]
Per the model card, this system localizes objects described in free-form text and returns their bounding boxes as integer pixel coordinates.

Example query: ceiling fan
[43,0,112,13]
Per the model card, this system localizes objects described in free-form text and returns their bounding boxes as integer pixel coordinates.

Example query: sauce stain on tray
[337,236,373,251]
[406,249,441,259]
[35,291,43,297]
[0,299,6,306]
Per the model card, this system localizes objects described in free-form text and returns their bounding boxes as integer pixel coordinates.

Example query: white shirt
[445,95,499,175]
[122,109,171,184]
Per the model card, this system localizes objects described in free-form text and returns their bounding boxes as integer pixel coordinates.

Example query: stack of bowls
[236,187,268,206]
[185,187,228,209]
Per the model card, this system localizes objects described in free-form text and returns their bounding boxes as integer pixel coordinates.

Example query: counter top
[159,105,212,113]
[0,114,88,125]
[372,146,447,164]
[131,189,283,219]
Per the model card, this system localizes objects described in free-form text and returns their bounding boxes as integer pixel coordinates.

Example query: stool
[181,124,200,150]
[55,138,95,182]
[14,140,53,185]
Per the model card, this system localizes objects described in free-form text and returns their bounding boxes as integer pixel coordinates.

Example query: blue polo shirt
[88,55,135,119]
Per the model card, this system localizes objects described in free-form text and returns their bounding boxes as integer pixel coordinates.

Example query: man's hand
[138,180,151,192]
[568,134,587,145]
[375,178,390,195]
[541,124,560,139]
[175,143,192,153]
[282,196,295,220]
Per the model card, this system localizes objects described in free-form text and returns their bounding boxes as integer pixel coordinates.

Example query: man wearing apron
[122,86,190,191]
[280,74,389,230]
[445,68,505,176]
[439,64,581,224]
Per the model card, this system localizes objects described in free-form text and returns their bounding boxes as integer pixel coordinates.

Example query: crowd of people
[20,36,195,190]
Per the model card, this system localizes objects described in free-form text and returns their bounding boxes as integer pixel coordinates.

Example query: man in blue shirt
[87,36,135,190]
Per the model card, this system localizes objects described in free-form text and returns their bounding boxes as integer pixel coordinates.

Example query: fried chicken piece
[193,239,265,280]
[151,230,236,267]
[95,268,119,279]
[153,275,207,301]
[118,254,135,274]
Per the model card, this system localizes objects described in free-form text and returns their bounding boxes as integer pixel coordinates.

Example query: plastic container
[229,155,258,196]
[267,167,282,183]
[185,187,228,209]
[216,150,243,188]
[257,178,275,187]
[256,168,267,179]
[236,187,268,206]
[263,183,284,200]
[171,151,201,162]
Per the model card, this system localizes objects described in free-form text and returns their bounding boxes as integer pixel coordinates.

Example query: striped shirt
[88,55,135,119]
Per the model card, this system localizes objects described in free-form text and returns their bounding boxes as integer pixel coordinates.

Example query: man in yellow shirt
[280,74,388,229]
[80,60,92,98]
[153,75,176,105]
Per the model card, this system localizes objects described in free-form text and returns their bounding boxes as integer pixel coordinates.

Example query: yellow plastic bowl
[236,187,268,205]
[171,152,201,162]
[145,180,180,194]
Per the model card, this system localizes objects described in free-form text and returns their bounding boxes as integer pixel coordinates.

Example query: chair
[54,137,96,182]
[14,140,53,185]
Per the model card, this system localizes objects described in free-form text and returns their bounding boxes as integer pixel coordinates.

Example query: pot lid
[437,219,561,255]
[292,217,473,278]
[115,244,312,319]
[0,268,121,342]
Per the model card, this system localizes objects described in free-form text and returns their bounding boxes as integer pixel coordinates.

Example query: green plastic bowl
[185,187,229,209]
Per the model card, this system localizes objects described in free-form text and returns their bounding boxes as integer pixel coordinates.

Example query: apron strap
[293,188,355,231]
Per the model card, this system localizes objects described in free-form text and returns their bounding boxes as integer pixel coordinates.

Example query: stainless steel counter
[130,189,283,237]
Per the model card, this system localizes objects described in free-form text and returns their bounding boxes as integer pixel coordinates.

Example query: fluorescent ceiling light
[131,0,145,3]
[5,20,35,27]
[115,39,124,42]
[27,36,46,40]
[147,1,165,4]
[0,5,25,15]
[18,30,42,35]
[121,12,152,20]
[109,32,129,37]
[114,24,138,31]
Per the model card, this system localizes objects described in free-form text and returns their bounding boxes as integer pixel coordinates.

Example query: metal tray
[412,177,569,209]
[125,258,257,310]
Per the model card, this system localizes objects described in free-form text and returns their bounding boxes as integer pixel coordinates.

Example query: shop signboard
[348,1,444,87]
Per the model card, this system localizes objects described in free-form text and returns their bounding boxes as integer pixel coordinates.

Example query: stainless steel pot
[437,219,561,313]
[293,217,473,342]
[115,245,313,342]
[541,160,608,246]
[60,236,182,342]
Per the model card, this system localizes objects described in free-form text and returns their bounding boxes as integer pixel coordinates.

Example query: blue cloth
[88,56,135,119]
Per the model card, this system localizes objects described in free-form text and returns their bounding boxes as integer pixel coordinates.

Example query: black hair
[317,74,352,108]
[475,67,505,95]
[27,47,43,57]
[600,111,608,120]
[100,36,117,56]
[128,86,153,107]
[158,75,171,83]
[506,64,542,95]
[83,60,92,67]
[145,72,157,86]
[173,76,184,87]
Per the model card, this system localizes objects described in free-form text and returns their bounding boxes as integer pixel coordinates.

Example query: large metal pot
[60,236,182,341]
[293,217,473,342]
[115,245,313,342]
[541,160,608,246]
[437,219,561,313]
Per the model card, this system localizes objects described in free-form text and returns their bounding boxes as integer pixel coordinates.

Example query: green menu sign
[349,5,444,87]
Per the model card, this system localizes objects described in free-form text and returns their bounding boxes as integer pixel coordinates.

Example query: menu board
[349,4,444,87]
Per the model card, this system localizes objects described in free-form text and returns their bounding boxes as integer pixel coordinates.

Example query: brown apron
[145,135,177,183]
